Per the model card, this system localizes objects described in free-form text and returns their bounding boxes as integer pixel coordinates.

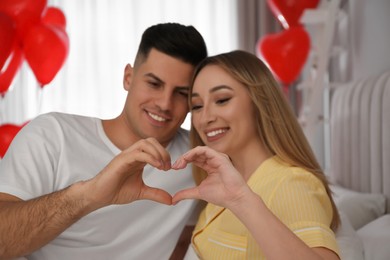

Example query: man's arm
[0,186,92,258]
[0,137,173,259]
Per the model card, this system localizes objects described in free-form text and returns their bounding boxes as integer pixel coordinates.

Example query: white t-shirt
[0,112,197,260]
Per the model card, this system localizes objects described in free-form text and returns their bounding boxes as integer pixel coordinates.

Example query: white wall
[350,0,390,80]
[302,0,390,170]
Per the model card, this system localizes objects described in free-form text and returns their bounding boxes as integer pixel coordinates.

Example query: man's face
[123,49,195,146]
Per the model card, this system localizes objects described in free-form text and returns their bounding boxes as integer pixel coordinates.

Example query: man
[0,23,207,259]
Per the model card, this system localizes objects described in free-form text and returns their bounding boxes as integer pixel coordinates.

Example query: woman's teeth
[207,129,226,137]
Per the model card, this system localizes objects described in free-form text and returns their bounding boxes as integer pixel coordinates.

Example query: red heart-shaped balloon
[0,44,24,97]
[258,26,310,85]
[267,0,320,29]
[0,0,47,38]
[0,123,24,158]
[0,12,17,71]
[0,0,47,39]
[23,24,69,86]
[42,7,67,30]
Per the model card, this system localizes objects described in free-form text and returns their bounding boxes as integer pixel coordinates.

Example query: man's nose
[155,91,173,111]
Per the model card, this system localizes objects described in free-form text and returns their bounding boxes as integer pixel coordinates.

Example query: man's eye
[148,81,160,88]
[178,91,189,97]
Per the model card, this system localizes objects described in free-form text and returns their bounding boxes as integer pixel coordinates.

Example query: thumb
[141,186,173,205]
[172,187,200,205]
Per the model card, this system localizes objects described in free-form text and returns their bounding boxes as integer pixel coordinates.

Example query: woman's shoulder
[256,156,320,183]
[250,156,326,200]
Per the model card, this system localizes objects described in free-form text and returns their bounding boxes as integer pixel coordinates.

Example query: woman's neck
[229,141,273,181]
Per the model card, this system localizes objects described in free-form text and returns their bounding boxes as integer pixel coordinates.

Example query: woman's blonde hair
[189,50,340,230]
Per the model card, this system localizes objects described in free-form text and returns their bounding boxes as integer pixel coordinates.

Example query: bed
[329,70,390,260]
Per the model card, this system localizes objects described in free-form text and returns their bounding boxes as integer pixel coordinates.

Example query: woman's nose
[200,104,217,125]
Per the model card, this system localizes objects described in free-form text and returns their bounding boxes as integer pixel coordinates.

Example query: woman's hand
[172,146,252,208]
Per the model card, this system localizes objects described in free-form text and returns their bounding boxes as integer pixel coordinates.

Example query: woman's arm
[228,188,339,260]
[172,146,339,260]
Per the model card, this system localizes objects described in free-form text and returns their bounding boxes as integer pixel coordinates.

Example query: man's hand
[0,138,175,258]
[80,137,174,211]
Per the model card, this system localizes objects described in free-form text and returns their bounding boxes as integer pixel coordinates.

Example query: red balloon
[258,26,310,85]
[42,7,66,30]
[23,24,69,86]
[0,123,23,158]
[0,44,24,97]
[267,0,320,29]
[0,12,17,71]
[0,0,47,39]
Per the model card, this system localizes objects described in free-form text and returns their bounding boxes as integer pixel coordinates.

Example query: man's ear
[123,64,133,91]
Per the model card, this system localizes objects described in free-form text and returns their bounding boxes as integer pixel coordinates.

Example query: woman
[172,50,340,259]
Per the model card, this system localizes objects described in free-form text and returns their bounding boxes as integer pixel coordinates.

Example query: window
[2,0,239,130]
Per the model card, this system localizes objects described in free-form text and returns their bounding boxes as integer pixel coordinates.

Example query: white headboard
[329,70,390,212]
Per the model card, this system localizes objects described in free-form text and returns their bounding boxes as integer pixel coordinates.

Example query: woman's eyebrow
[209,85,233,93]
[192,85,233,98]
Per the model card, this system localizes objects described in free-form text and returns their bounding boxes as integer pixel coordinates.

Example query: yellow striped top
[192,156,340,259]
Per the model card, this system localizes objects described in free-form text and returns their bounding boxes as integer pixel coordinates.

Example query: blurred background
[1,0,390,169]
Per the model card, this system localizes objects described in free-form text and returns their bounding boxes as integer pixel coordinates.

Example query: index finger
[124,138,171,170]
[185,146,229,165]
[144,138,172,169]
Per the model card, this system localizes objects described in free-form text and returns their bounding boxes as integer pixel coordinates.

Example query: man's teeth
[207,129,226,137]
[148,112,166,122]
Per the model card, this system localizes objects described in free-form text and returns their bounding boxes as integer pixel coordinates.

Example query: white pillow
[184,245,200,260]
[357,214,390,260]
[330,185,386,229]
[336,212,364,260]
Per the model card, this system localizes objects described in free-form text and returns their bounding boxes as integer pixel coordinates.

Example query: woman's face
[191,64,260,155]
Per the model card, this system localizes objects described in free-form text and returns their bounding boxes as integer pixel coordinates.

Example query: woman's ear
[123,64,133,91]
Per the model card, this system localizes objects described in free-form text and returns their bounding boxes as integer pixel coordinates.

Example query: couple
[0,23,340,259]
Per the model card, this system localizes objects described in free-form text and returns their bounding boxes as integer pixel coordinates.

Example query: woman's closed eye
[191,104,203,111]
[191,97,231,111]
[216,97,231,105]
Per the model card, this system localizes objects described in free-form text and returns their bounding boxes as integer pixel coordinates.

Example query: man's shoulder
[31,112,99,128]
[21,112,101,142]
[176,127,190,139]
[174,128,190,144]
[35,112,96,122]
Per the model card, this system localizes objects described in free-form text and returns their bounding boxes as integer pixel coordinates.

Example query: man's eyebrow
[191,85,233,98]
[144,73,189,89]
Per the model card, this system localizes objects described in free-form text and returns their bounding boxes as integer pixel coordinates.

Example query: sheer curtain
[236,0,280,53]
[1,0,240,129]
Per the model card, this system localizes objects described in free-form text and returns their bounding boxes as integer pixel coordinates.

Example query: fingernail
[166,161,172,169]
[159,160,165,169]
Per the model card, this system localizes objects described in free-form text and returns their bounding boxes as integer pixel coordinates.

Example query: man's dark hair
[134,23,208,67]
